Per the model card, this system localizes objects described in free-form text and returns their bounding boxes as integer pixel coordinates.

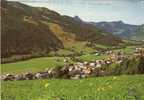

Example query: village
[1,47,144,81]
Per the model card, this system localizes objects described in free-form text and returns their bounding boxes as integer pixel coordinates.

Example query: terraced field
[1,75,144,100]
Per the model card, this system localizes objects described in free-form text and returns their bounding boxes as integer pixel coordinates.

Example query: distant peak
[117,20,124,24]
[73,16,82,22]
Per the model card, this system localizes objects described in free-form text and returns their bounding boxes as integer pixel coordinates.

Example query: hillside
[131,25,144,40]
[1,1,64,58]
[1,1,122,58]
[92,21,144,40]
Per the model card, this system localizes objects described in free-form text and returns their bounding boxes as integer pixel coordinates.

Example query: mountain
[94,21,144,40]
[1,0,122,58]
[91,21,144,40]
[92,21,144,40]
[1,1,64,58]
[73,16,83,22]
[131,25,144,41]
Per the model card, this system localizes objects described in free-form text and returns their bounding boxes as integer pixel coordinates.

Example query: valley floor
[0,46,137,74]
[1,75,144,100]
[1,46,144,100]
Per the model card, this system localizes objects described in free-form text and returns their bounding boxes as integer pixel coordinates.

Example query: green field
[114,46,135,54]
[1,57,66,74]
[1,54,108,74]
[79,54,109,61]
[1,75,144,100]
[0,47,135,74]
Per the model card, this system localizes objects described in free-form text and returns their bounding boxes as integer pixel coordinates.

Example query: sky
[8,0,144,25]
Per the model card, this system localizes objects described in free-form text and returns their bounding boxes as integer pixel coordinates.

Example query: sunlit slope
[1,1,122,58]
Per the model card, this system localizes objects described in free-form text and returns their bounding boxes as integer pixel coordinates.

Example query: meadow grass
[114,46,135,54]
[64,41,95,54]
[1,75,144,100]
[1,53,106,74]
[1,57,65,74]
[79,54,109,61]
[95,44,110,49]
[48,41,96,57]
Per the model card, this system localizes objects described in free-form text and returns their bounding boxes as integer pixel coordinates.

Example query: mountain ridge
[1,1,122,58]
[91,21,144,40]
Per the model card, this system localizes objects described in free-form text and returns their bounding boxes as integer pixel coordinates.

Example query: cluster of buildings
[0,53,125,81]
[1,47,143,81]
[134,48,144,57]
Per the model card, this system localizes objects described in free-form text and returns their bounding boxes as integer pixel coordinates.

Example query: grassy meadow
[1,54,106,74]
[79,54,109,61]
[114,46,136,54]
[1,57,66,74]
[1,75,144,100]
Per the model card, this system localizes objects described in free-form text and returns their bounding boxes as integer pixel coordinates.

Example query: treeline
[102,56,144,76]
